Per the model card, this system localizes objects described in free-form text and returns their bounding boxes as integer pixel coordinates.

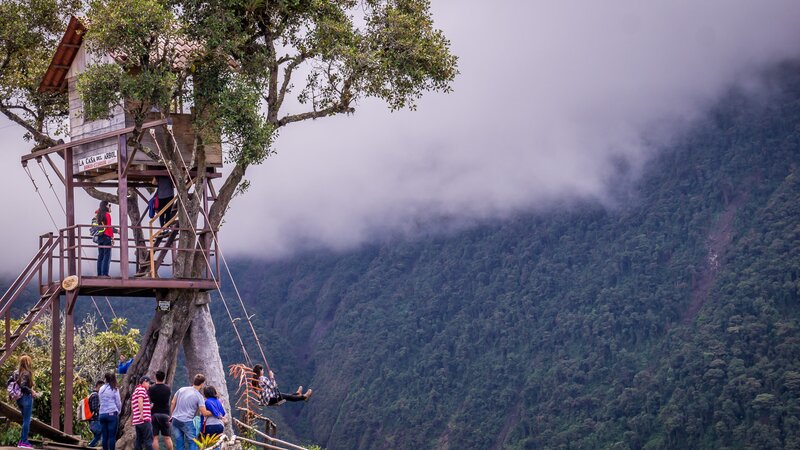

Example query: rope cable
[37,159,66,214]
[23,163,113,328]
[168,131,271,370]
[149,129,253,366]
[24,165,60,228]
[37,159,117,322]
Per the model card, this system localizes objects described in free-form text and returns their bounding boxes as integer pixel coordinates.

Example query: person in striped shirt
[131,375,154,450]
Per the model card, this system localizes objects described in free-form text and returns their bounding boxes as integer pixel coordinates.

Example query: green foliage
[75,316,140,382]
[80,0,181,122]
[0,313,138,442]
[217,75,275,166]
[85,0,174,64]
[75,63,124,120]
[0,0,79,143]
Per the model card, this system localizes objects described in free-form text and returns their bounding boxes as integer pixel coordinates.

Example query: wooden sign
[77,150,117,172]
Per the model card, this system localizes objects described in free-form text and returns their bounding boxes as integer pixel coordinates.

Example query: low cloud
[221,0,800,258]
[3,1,800,270]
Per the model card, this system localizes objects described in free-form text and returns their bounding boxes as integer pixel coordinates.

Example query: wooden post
[50,294,60,429]
[4,312,9,351]
[65,148,75,276]
[63,291,77,435]
[118,135,129,279]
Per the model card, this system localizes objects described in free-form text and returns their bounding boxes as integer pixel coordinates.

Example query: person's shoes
[18,441,33,448]
[304,389,313,401]
[295,386,303,395]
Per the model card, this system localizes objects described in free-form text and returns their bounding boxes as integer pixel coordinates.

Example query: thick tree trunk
[183,296,232,432]
[115,289,229,449]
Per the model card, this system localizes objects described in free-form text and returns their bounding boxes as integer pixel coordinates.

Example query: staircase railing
[0,235,60,319]
[0,234,62,365]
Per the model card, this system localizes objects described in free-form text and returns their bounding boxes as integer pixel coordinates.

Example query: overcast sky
[2,0,800,272]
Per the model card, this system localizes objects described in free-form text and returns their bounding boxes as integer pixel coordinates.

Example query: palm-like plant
[192,433,221,450]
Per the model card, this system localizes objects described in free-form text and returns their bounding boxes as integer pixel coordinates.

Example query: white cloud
[3,0,800,270]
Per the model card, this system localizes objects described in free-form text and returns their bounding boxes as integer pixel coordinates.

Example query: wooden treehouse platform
[2,118,223,435]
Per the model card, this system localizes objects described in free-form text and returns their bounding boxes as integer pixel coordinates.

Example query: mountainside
[7,63,797,449]
[212,64,800,450]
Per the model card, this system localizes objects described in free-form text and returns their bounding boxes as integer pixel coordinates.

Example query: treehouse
[39,16,223,182]
[0,16,223,435]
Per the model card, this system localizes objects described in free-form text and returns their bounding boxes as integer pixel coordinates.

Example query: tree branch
[276,102,354,127]
[83,187,119,204]
[0,102,58,147]
[275,53,309,113]
[207,162,247,230]
[265,39,279,124]
[277,74,356,127]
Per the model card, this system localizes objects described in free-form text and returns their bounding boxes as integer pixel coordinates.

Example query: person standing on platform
[95,200,114,277]
[170,374,212,450]
[99,372,122,450]
[149,371,173,450]
[132,376,154,450]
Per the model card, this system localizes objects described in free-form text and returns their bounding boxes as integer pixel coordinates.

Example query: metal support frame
[118,135,129,280]
[50,295,60,429]
[63,291,77,435]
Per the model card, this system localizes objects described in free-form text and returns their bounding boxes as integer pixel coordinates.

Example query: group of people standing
[10,356,312,450]
[85,372,227,450]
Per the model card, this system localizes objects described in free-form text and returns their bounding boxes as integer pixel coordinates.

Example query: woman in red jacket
[95,201,114,277]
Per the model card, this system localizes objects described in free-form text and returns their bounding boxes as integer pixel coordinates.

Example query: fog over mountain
[2,0,800,269]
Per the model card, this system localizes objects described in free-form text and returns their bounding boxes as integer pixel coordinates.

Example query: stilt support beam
[50,294,60,429]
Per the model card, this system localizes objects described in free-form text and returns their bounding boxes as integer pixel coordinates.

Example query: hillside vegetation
[213,64,800,450]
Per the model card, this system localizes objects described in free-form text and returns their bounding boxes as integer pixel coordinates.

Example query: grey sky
[2,0,800,271]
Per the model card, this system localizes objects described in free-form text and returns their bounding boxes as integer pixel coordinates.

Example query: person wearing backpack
[94,201,114,277]
[88,380,103,447]
[13,355,39,449]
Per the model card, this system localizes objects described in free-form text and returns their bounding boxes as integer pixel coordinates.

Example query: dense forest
[6,63,800,449]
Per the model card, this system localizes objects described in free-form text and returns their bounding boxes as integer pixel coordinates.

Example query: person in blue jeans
[88,380,104,447]
[170,374,213,450]
[14,355,39,449]
[199,386,228,436]
[94,200,114,277]
[99,372,122,450]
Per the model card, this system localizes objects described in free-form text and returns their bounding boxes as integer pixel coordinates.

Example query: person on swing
[252,364,312,406]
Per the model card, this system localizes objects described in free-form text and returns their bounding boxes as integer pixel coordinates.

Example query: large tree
[0,0,456,444]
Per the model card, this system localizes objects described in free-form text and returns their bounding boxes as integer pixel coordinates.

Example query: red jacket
[95,211,114,238]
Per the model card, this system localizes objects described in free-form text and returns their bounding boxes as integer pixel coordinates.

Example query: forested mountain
[210,63,800,450]
[6,63,800,449]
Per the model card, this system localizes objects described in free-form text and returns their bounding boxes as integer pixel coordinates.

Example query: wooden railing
[30,224,219,290]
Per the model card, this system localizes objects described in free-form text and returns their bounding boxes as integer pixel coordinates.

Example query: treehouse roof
[39,16,204,94]
[39,16,85,93]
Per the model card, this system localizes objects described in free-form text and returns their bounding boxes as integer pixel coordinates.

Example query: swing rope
[24,161,114,329]
[167,130,271,371]
[149,129,254,366]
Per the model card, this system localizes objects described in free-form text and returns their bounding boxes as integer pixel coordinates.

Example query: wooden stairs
[0,238,63,367]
